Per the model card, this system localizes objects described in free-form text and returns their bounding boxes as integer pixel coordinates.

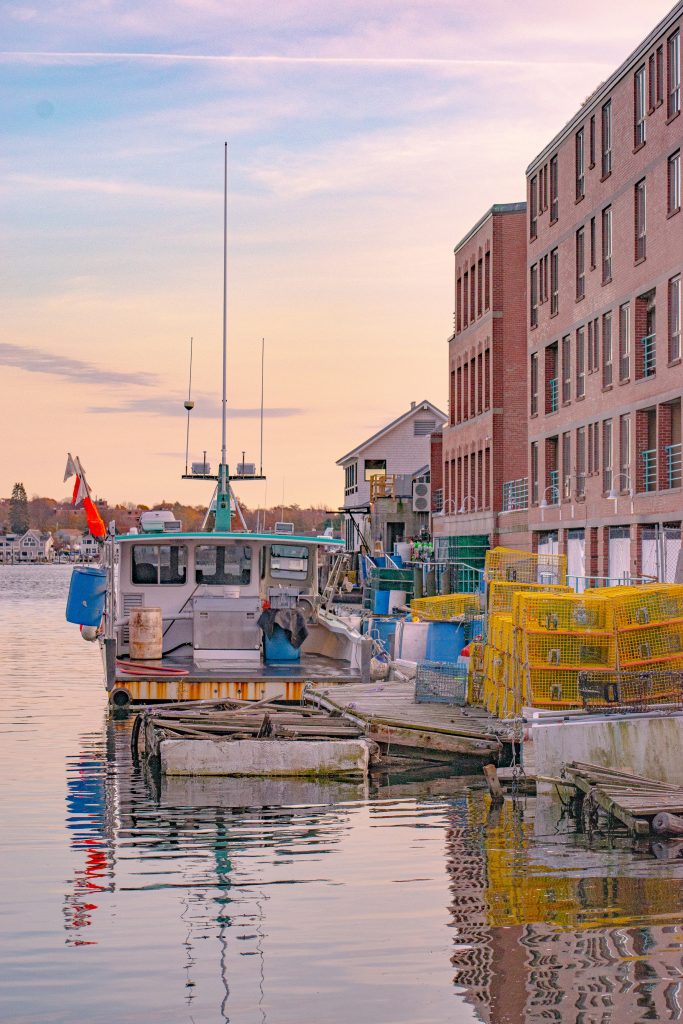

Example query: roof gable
[336,400,447,465]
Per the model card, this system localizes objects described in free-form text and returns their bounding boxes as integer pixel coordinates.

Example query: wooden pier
[563,761,683,836]
[304,680,505,762]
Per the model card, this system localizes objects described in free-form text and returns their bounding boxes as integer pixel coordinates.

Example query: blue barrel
[66,566,107,626]
[264,624,301,662]
[425,622,467,664]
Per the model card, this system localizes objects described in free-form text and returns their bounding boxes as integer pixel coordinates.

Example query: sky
[0,0,677,510]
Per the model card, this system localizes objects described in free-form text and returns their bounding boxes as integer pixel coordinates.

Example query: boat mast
[215,141,231,531]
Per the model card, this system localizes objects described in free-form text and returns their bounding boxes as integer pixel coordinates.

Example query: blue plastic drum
[65,566,107,627]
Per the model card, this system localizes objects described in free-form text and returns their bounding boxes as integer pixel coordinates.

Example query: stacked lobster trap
[481,570,683,718]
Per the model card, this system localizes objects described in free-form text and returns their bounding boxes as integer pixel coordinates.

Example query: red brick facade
[525,4,683,581]
[433,204,529,552]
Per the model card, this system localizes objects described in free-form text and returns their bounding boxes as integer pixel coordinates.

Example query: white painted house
[0,530,54,563]
[337,400,446,552]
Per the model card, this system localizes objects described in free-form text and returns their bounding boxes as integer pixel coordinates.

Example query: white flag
[64,453,77,483]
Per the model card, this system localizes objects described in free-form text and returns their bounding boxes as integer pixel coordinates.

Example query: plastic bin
[263,624,301,662]
[66,566,107,627]
[425,621,467,664]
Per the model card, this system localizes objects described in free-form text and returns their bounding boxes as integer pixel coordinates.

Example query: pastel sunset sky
[1,0,675,509]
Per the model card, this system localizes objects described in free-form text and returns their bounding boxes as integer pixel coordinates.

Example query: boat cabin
[110,531,361,697]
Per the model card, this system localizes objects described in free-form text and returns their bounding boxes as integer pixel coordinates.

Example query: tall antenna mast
[214,141,231,530]
[183,336,194,475]
[259,337,265,477]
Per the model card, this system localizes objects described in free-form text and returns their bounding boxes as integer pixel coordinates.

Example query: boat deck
[304,679,508,762]
[115,652,361,684]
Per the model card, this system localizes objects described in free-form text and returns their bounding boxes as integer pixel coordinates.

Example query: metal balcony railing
[666,443,682,489]
[502,477,528,511]
[641,449,657,492]
[548,378,558,413]
[642,334,656,378]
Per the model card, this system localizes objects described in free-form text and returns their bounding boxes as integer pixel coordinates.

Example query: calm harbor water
[2,566,683,1023]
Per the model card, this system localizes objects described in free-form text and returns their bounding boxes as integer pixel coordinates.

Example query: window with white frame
[634,65,646,147]
[669,150,681,216]
[670,275,682,363]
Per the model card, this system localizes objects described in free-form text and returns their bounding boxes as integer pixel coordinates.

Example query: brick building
[432,203,529,568]
[526,2,682,583]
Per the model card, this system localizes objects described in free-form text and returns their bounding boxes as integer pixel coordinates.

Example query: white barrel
[129,607,163,660]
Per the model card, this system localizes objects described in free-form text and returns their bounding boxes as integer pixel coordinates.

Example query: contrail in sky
[0,50,609,69]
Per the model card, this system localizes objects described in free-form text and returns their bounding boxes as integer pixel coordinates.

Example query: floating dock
[304,680,505,762]
[562,761,683,837]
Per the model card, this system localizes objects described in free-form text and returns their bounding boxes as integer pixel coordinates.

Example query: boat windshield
[132,544,187,585]
[270,544,309,581]
[195,543,252,585]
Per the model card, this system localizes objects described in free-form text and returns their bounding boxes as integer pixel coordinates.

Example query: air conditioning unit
[412,481,431,512]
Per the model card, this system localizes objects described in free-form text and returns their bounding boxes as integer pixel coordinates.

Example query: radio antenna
[183,336,194,475]
[259,337,265,477]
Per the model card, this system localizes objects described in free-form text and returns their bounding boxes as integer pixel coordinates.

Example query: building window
[591,317,600,372]
[344,463,358,496]
[589,216,596,270]
[550,248,558,315]
[619,302,631,380]
[635,179,647,261]
[364,458,386,481]
[602,206,612,283]
[561,334,571,404]
[531,442,539,505]
[530,263,538,328]
[530,352,538,415]
[602,311,613,387]
[620,414,631,490]
[601,100,612,177]
[669,150,681,215]
[634,65,646,147]
[562,431,571,498]
[484,348,490,408]
[649,52,657,112]
[671,275,682,363]
[550,155,558,222]
[463,271,468,326]
[589,114,596,167]
[456,276,462,333]
[477,258,483,317]
[576,326,585,399]
[576,426,586,498]
[603,419,613,494]
[484,251,491,310]
[575,128,585,200]
[470,266,475,320]
[575,227,585,300]
[669,29,681,119]
[657,45,665,106]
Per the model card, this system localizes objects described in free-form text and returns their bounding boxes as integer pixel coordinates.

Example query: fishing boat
[67,146,363,706]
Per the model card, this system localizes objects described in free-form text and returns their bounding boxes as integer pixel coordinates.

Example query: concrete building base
[532,711,683,784]
[160,738,372,777]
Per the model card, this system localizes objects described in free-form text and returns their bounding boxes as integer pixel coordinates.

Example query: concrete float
[532,710,683,784]
[160,737,373,777]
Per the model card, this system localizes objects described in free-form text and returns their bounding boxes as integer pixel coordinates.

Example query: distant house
[0,530,54,563]
[74,534,100,561]
[336,400,446,553]
[0,534,18,563]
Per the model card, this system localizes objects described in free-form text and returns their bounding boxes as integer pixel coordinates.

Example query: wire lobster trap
[578,668,683,714]
[414,661,468,705]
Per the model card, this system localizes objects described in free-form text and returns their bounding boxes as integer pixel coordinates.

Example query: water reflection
[5,567,683,1024]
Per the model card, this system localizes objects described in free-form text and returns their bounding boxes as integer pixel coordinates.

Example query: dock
[304,679,505,762]
[563,761,683,837]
